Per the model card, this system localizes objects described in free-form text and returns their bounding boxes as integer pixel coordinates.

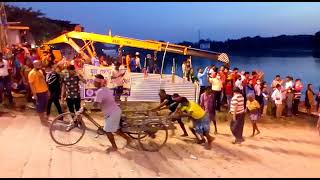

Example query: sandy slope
[0,102,319,178]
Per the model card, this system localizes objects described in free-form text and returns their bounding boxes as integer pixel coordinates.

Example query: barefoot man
[93,74,132,153]
[172,97,214,149]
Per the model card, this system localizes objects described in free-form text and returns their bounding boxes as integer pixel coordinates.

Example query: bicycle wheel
[127,131,147,139]
[138,121,168,152]
[49,112,86,146]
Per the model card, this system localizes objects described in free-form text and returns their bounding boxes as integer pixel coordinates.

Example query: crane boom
[44,31,230,64]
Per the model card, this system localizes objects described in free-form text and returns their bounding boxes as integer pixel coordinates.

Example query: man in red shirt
[230,67,239,85]
[251,71,258,86]
[17,49,25,65]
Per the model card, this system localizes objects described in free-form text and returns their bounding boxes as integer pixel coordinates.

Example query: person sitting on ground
[200,86,217,134]
[151,90,188,137]
[172,96,214,149]
[246,93,261,137]
[93,74,132,153]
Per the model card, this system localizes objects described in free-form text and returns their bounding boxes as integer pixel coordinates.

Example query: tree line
[178,33,320,57]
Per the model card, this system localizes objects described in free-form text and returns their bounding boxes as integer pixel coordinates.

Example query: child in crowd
[246,93,261,137]
[200,87,217,134]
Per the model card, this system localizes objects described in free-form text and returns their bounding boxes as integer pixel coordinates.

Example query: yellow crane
[42,30,230,65]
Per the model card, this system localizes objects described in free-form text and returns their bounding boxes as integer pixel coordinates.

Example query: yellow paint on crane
[43,31,230,64]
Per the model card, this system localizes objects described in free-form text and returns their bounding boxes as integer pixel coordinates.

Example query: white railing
[121,73,197,102]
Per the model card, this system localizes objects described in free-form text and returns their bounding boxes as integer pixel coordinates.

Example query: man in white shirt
[271,84,283,118]
[209,74,223,111]
[208,65,217,78]
[134,52,141,72]
[0,53,14,106]
[254,79,263,111]
[284,76,293,90]
[235,74,243,91]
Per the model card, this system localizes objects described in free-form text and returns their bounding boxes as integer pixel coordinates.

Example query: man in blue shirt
[197,66,209,95]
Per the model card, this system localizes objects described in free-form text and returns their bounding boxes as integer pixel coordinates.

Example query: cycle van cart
[49,104,175,152]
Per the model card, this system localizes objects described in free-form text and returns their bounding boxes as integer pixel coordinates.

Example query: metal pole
[160,42,169,79]
[172,58,175,83]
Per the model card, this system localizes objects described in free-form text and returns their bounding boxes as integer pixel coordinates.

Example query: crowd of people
[0,44,163,152]
[149,63,320,149]
[1,43,320,152]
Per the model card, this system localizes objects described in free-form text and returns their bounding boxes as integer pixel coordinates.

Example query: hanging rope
[160,42,169,79]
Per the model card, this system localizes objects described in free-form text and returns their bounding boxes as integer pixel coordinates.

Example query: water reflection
[162,55,320,93]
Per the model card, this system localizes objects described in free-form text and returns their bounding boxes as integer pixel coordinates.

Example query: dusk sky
[10,2,320,43]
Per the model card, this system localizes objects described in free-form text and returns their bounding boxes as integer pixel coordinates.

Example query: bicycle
[49,103,172,152]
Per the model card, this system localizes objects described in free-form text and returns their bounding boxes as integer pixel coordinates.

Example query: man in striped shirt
[229,87,245,144]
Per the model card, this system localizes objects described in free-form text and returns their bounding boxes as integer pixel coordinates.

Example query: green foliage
[5,4,77,45]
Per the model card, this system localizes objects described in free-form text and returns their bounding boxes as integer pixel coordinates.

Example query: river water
[162,55,320,94]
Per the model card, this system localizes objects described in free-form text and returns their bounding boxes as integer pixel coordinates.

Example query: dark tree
[5,4,78,45]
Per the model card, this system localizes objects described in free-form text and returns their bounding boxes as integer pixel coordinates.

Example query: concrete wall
[7,29,20,45]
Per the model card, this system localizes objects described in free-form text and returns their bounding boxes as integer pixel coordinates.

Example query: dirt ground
[0,100,319,178]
